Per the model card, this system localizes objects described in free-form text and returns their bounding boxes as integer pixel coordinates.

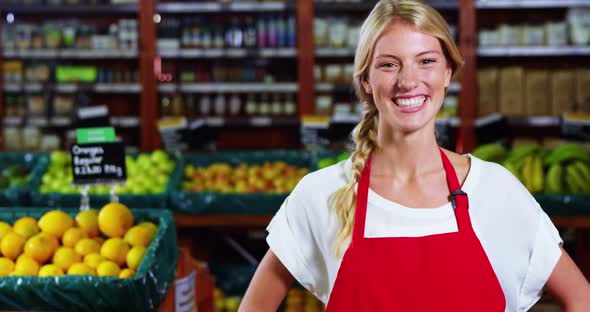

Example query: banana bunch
[500,143,545,191]
[472,143,507,164]
[544,144,590,194]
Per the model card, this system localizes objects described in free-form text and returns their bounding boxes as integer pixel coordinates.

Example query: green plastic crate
[0,207,178,312]
[535,194,590,216]
[170,150,314,215]
[0,153,43,207]
[29,154,183,209]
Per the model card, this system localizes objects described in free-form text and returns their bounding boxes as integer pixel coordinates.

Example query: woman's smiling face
[362,20,452,134]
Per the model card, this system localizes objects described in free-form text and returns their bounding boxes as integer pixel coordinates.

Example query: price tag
[562,112,590,141]
[71,142,127,186]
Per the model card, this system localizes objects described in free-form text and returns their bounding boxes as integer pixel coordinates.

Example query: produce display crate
[170,150,314,215]
[0,207,178,312]
[28,154,183,209]
[0,152,44,207]
[536,194,590,216]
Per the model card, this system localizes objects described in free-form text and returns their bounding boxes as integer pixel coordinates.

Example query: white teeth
[394,96,425,107]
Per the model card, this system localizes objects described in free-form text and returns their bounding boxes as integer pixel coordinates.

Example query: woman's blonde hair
[329,0,464,255]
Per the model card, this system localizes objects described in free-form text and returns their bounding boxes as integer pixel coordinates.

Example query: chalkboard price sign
[71,142,127,186]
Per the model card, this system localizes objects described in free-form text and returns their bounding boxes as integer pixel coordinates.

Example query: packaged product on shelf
[171,94,186,116]
[343,64,354,83]
[315,94,333,115]
[521,25,545,46]
[23,127,42,151]
[229,94,242,116]
[329,18,348,48]
[477,67,499,116]
[271,94,282,116]
[324,64,343,83]
[214,93,227,116]
[314,18,329,47]
[27,94,48,117]
[39,134,61,151]
[550,70,575,116]
[545,22,568,46]
[15,24,34,50]
[524,69,550,116]
[575,68,590,113]
[314,64,323,82]
[3,128,22,151]
[478,29,501,47]
[258,93,271,115]
[499,66,525,116]
[245,94,257,115]
[442,95,458,117]
[200,94,213,116]
[498,24,521,46]
[53,95,75,116]
[567,8,590,46]
[25,63,50,83]
[3,61,23,83]
[284,94,297,116]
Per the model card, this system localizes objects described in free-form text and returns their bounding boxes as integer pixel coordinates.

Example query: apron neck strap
[438,148,468,211]
[352,155,371,243]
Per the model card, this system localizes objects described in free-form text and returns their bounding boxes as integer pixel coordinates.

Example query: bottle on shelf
[229,94,242,116]
[245,94,257,116]
[214,93,227,116]
[199,94,212,116]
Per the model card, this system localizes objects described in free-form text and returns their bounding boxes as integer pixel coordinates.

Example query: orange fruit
[15,255,39,275]
[1,232,26,260]
[52,247,81,271]
[119,268,135,278]
[96,260,120,277]
[0,257,15,276]
[67,263,94,275]
[126,246,146,270]
[38,264,64,277]
[74,238,100,256]
[13,217,39,239]
[75,209,99,237]
[83,253,105,270]
[100,238,129,266]
[24,233,55,263]
[124,225,154,247]
[62,227,88,248]
[98,202,133,238]
[38,210,74,238]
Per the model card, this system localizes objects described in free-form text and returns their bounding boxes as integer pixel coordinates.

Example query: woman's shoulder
[293,158,352,199]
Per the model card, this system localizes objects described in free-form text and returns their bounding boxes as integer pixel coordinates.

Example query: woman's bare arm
[545,247,590,312]
[239,249,295,311]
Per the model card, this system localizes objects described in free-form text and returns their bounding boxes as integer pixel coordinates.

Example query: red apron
[326,148,506,311]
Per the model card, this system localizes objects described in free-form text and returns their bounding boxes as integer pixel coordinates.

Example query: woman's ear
[362,76,373,94]
[443,66,452,88]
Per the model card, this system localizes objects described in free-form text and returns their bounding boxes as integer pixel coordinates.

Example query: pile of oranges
[0,202,157,278]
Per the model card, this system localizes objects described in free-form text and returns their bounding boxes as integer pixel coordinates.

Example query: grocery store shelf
[174,214,273,228]
[94,83,142,93]
[477,46,590,57]
[3,49,138,59]
[159,48,297,58]
[111,117,140,128]
[3,117,23,126]
[315,83,353,93]
[191,116,299,128]
[477,0,590,9]
[507,116,560,127]
[315,0,458,11]
[474,113,503,127]
[315,48,355,58]
[158,82,299,93]
[0,3,138,14]
[157,2,292,13]
[4,83,140,93]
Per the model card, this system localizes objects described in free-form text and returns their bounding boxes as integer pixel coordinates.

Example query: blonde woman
[240,0,590,311]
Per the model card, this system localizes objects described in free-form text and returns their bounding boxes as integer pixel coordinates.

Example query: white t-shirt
[266,155,563,312]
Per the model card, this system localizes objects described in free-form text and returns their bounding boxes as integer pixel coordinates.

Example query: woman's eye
[379,63,396,68]
[421,59,436,65]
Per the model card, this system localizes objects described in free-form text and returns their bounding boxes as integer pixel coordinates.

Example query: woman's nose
[396,68,419,91]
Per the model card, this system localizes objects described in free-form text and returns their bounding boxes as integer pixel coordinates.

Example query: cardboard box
[575,68,590,113]
[525,69,550,116]
[477,68,499,116]
[550,70,575,116]
[499,67,525,116]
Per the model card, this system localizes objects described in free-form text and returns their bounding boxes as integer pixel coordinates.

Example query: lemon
[0,222,12,240]
[124,225,154,247]
[1,232,26,260]
[13,217,39,239]
[38,210,74,238]
[83,253,105,269]
[52,247,81,271]
[100,238,129,266]
[75,209,99,237]
[67,262,94,275]
[119,268,135,278]
[14,255,39,275]
[139,222,158,237]
[126,246,146,270]
[24,233,55,263]
[96,260,120,277]
[75,238,100,256]
[62,227,88,248]
[38,232,59,255]
[98,202,133,238]
[0,257,15,276]
[38,264,64,277]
